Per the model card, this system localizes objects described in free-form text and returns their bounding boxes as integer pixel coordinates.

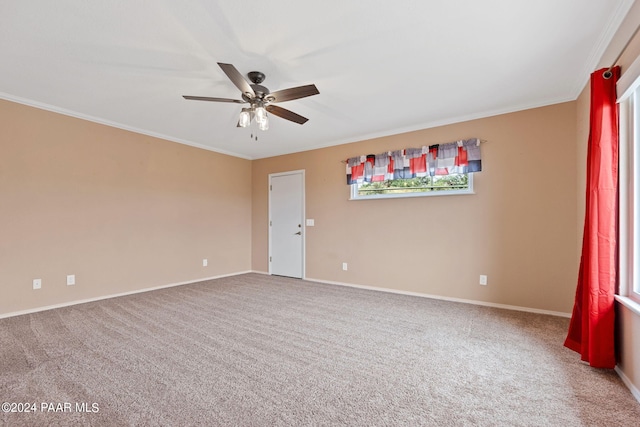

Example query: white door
[269,171,304,278]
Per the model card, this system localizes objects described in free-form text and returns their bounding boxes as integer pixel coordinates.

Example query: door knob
[294,231,302,235]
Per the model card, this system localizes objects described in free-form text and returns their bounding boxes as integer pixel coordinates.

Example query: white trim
[0,271,252,320]
[618,80,640,302]
[615,294,640,317]
[0,86,599,162]
[615,366,640,404]
[575,0,637,98]
[268,170,306,279]
[350,173,474,201]
[0,90,573,162]
[305,276,571,318]
[0,92,253,160]
[618,52,640,101]
[597,0,640,71]
[256,96,575,160]
[619,97,632,298]
[351,187,474,201]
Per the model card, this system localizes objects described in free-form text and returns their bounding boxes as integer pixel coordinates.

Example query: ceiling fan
[183,62,319,132]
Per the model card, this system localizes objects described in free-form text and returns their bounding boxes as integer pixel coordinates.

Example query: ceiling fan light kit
[238,108,251,128]
[183,62,319,135]
[257,111,269,131]
[254,104,267,126]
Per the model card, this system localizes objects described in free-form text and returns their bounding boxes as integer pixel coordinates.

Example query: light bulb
[238,109,251,128]
[258,115,269,131]
[255,106,267,124]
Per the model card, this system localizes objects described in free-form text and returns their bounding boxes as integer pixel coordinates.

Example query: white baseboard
[0,271,253,320]
[615,366,640,404]
[304,276,572,318]
[2,271,571,320]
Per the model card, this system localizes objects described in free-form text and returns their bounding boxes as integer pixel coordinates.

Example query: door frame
[268,170,306,278]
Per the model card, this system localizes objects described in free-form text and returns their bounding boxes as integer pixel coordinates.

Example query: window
[350,173,473,200]
[345,138,482,201]
[618,58,640,305]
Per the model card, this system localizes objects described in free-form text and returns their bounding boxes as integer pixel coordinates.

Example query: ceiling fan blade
[266,105,309,124]
[268,84,319,103]
[217,62,255,98]
[183,95,246,103]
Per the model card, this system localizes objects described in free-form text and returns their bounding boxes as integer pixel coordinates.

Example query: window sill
[350,190,475,201]
[615,295,640,317]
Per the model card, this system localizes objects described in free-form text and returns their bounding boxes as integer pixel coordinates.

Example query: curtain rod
[604,22,640,79]
[340,139,487,163]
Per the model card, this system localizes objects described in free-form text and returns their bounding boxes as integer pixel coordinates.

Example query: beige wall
[0,100,252,316]
[252,102,578,314]
[575,85,589,257]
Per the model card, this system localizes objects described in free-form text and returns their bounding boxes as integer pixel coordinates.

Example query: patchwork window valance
[345,138,483,185]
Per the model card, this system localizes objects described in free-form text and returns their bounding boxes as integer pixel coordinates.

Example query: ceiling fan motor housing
[245,84,270,101]
[247,71,266,84]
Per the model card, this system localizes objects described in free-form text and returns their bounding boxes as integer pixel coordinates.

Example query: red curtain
[564,67,620,368]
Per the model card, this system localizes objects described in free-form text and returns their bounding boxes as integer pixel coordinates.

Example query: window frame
[349,173,474,200]
[618,57,640,308]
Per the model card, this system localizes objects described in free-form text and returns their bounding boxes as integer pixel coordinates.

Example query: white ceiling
[0,1,635,159]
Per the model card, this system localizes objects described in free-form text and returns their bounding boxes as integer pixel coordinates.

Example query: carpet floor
[1,273,639,426]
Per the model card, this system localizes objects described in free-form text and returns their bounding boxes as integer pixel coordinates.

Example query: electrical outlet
[342,262,348,271]
[33,279,42,290]
[67,274,75,286]
[479,275,488,286]
[203,259,208,267]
